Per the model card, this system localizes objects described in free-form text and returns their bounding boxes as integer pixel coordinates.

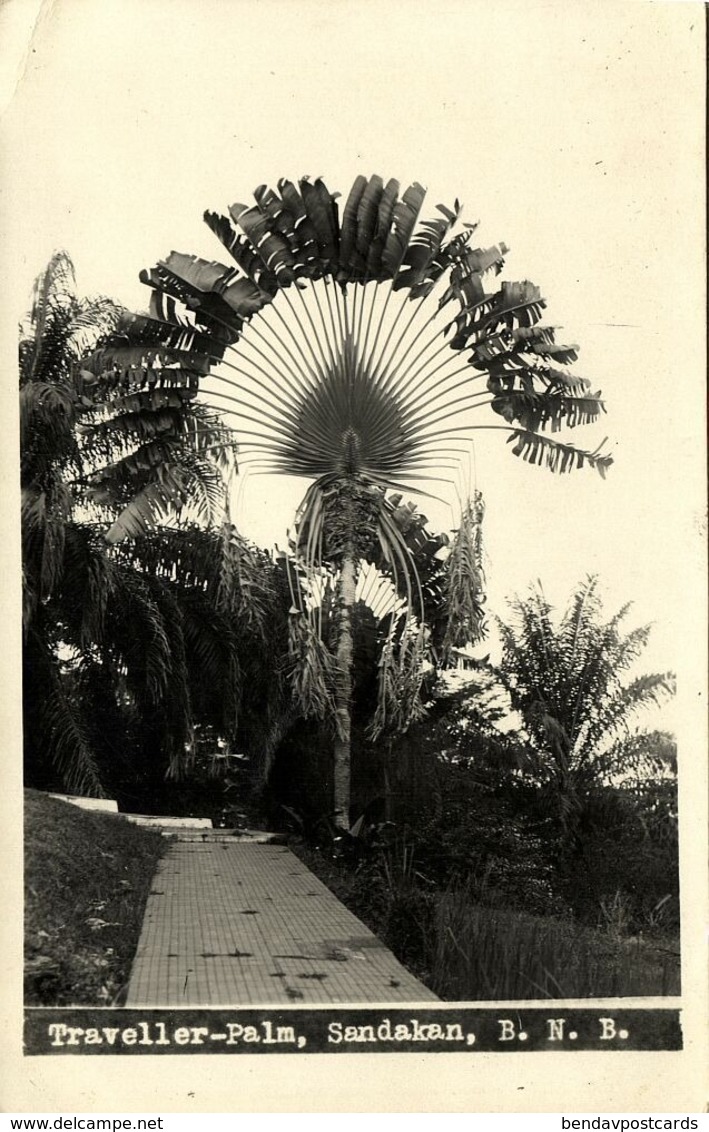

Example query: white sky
[2,0,706,678]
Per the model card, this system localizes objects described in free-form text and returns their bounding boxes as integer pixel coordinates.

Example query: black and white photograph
[1,0,706,1116]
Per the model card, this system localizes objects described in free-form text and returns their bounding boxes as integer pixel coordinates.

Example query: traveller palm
[87,174,612,827]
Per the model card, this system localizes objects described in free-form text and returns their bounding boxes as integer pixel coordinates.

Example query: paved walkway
[125,839,438,1006]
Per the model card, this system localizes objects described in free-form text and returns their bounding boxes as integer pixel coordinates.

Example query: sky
[2,0,705,681]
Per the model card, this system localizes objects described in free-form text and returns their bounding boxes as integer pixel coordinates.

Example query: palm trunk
[333,544,356,831]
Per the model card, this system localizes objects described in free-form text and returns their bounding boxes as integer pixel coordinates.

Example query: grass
[24,789,165,1006]
[427,885,681,1000]
[292,840,681,1000]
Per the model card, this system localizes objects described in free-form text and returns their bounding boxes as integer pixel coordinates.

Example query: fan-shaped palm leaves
[86,175,612,827]
[496,576,675,847]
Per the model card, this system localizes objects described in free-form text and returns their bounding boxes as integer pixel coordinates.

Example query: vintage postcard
[1,0,706,1114]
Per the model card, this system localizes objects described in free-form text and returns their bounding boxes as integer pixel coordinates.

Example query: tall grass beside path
[427,885,680,1000]
[292,841,680,1000]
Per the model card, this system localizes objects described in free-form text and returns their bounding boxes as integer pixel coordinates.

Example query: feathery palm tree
[496,576,675,848]
[20,254,272,795]
[86,175,612,828]
[21,251,238,569]
[117,521,292,788]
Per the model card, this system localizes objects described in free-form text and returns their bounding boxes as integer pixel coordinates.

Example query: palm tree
[20,251,239,600]
[20,254,273,795]
[88,175,612,828]
[496,576,675,849]
[117,521,292,789]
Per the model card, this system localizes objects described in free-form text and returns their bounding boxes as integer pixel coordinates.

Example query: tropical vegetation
[293,578,679,997]
[20,252,289,800]
[495,576,676,853]
[84,173,612,828]
[20,179,679,1001]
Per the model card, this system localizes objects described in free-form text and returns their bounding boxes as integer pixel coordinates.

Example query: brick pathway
[125,841,438,1006]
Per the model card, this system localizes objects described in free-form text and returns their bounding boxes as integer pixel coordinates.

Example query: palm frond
[21,481,73,612]
[217,521,278,629]
[40,658,107,797]
[441,491,487,662]
[86,175,609,510]
[369,625,428,740]
[497,578,675,802]
[506,429,613,477]
[595,672,676,741]
[591,729,677,785]
[287,610,338,723]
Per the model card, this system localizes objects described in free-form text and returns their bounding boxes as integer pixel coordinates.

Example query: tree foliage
[496,576,676,843]
[20,254,287,798]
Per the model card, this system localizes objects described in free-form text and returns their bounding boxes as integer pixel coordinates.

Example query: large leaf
[203,210,280,293]
[338,174,368,282]
[229,201,297,285]
[366,177,400,278]
[512,326,580,365]
[381,181,426,277]
[507,429,613,476]
[488,381,606,432]
[394,200,462,296]
[139,264,244,344]
[161,252,272,318]
[299,176,340,267]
